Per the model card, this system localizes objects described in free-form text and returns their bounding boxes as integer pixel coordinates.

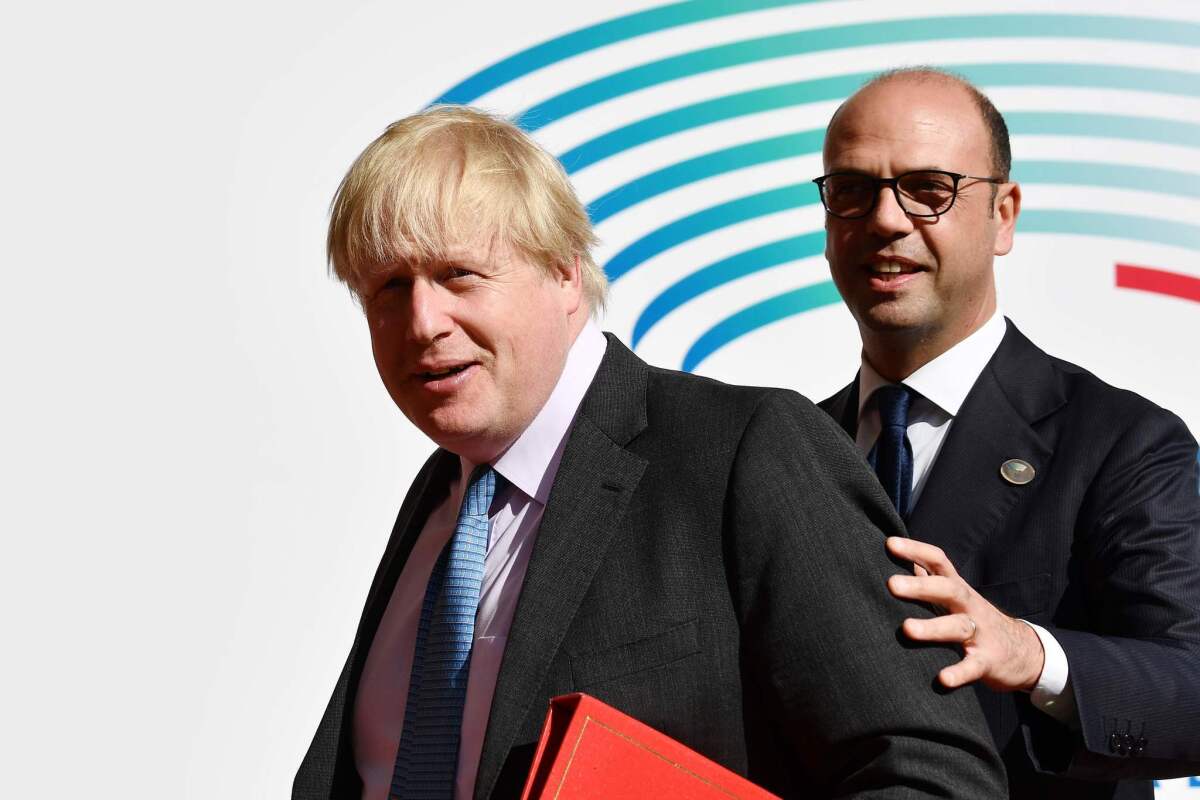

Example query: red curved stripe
[1115,264,1200,303]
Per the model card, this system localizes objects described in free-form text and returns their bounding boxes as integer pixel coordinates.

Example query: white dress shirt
[854,311,1076,726]
[354,322,608,800]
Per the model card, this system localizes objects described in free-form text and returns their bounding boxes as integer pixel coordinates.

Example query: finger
[939,654,987,689]
[888,574,972,610]
[886,536,958,578]
[913,562,929,577]
[901,614,977,643]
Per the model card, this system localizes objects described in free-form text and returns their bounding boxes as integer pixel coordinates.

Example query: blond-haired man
[294,106,1005,799]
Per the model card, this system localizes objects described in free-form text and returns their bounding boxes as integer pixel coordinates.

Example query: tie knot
[875,384,913,430]
[462,465,496,517]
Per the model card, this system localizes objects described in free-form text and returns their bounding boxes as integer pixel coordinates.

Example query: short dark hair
[846,67,1012,180]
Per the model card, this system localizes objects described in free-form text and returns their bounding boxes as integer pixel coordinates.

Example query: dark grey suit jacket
[820,320,1200,800]
[295,334,1006,799]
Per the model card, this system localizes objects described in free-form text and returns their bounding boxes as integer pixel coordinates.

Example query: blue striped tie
[868,384,915,519]
[391,465,495,799]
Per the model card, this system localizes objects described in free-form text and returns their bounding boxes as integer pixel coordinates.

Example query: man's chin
[855,301,931,334]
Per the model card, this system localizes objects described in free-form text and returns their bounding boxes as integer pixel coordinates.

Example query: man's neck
[862,306,996,382]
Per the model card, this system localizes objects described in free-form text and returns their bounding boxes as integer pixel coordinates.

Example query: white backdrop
[4,1,1198,797]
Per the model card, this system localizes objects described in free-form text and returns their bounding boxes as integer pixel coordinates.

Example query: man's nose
[866,184,915,238]
[407,279,453,343]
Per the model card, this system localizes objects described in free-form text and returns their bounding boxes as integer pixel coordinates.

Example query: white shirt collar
[476,320,607,505]
[858,311,1007,419]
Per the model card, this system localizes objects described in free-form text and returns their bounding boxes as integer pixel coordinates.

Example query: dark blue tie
[390,465,495,800]
[868,385,914,518]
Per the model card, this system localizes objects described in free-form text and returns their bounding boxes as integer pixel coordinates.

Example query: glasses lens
[821,174,876,217]
[897,171,957,215]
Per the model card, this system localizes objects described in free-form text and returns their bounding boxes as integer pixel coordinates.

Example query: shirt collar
[858,311,1006,419]
[480,320,607,505]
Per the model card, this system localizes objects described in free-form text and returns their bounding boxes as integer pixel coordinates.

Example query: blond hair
[327,106,606,311]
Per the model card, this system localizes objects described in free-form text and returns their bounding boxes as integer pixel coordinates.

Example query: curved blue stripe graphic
[562,68,1200,174]
[632,233,825,347]
[606,159,1200,295]
[681,210,1200,371]
[590,129,1200,227]
[683,282,843,372]
[433,0,815,105]
[605,184,819,282]
[588,130,824,224]
[518,16,1200,131]
[1013,162,1200,199]
[1020,210,1200,250]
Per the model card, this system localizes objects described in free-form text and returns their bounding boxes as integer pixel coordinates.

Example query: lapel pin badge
[1000,458,1035,485]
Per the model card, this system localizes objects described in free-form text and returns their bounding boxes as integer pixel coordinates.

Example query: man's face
[361,235,583,464]
[822,79,1018,351]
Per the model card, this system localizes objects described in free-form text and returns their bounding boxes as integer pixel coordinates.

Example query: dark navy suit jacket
[821,320,1200,800]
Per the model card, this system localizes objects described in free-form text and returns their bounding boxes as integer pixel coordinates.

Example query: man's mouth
[412,361,479,393]
[868,256,923,274]
[418,364,471,380]
[864,256,925,289]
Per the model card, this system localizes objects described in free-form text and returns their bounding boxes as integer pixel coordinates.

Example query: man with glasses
[815,68,1200,798]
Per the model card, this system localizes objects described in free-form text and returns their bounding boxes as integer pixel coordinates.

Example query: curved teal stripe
[604,157,1200,288]
[632,233,824,347]
[588,130,823,223]
[681,210,1200,371]
[1021,209,1200,250]
[592,142,1200,226]
[519,15,1200,131]
[605,184,818,282]
[562,67,1200,173]
[682,282,842,372]
[1013,162,1200,198]
[432,0,814,105]
[626,159,1200,347]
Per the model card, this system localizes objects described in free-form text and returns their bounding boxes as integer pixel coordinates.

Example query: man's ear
[993,182,1021,256]
[558,253,584,316]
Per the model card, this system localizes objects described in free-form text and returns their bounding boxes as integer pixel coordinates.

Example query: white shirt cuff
[1021,620,1079,727]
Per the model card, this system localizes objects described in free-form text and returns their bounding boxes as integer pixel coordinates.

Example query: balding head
[819,68,1021,378]
[827,69,1011,181]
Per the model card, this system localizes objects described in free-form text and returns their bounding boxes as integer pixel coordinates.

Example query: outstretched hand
[886,536,1045,692]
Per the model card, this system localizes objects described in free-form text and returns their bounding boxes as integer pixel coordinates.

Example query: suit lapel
[473,336,649,800]
[820,376,860,440]
[905,322,1065,582]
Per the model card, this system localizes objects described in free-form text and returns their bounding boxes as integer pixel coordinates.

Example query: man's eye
[446,267,478,281]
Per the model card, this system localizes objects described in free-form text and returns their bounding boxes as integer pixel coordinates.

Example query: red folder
[520,693,779,799]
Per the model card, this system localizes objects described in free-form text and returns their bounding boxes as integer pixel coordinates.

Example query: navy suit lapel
[819,375,860,440]
[905,322,1065,584]
[473,336,649,800]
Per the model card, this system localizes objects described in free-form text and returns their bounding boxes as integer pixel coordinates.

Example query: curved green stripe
[433,0,814,105]
[681,209,1200,372]
[682,281,842,372]
[520,15,1200,131]
[632,233,824,347]
[562,67,1200,173]
[605,184,819,282]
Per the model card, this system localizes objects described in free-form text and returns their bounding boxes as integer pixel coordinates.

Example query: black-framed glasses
[813,170,1005,219]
